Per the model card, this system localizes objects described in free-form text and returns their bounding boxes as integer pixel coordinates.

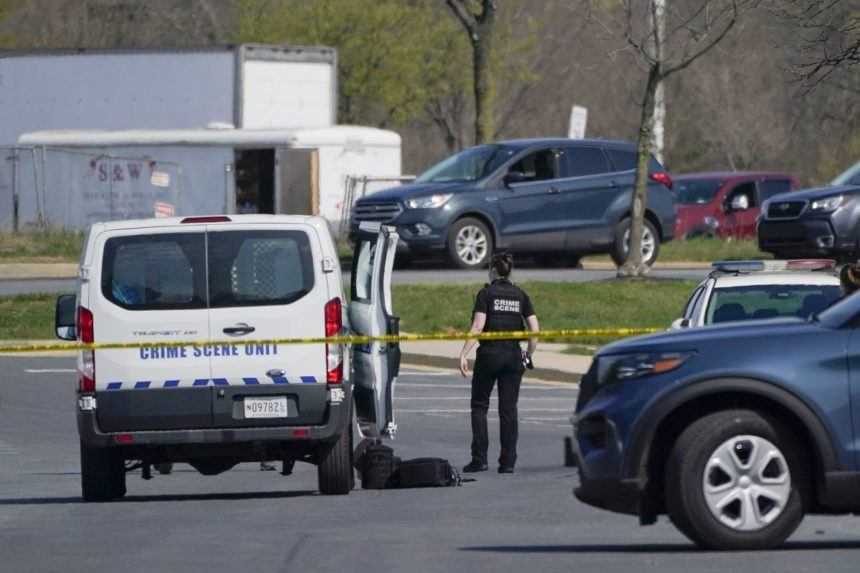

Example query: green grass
[582,237,769,265]
[0,294,56,339]
[0,230,84,262]
[0,280,698,344]
[393,280,696,345]
[658,237,771,262]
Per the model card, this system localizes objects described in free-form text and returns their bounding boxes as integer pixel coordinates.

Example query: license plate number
[244,397,288,419]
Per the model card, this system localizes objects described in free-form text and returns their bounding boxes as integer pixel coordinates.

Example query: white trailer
[0,45,338,146]
[13,126,401,230]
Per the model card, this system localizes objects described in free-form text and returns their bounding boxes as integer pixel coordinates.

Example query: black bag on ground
[355,442,399,489]
[392,457,461,488]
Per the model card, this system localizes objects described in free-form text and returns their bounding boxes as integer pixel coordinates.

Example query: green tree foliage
[236,0,468,127]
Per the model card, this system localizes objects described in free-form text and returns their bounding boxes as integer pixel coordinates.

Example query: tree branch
[445,0,477,35]
[663,0,739,78]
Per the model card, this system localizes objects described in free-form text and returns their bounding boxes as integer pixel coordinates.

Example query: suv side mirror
[670,317,691,330]
[55,294,77,340]
[503,171,528,187]
[729,194,750,212]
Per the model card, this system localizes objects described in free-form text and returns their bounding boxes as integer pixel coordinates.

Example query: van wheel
[448,217,493,269]
[611,218,659,267]
[318,408,354,495]
[80,441,126,502]
[665,410,807,550]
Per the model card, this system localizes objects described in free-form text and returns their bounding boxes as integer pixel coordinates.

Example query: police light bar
[711,259,836,273]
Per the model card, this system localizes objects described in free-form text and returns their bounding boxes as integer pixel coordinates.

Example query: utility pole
[651,0,666,165]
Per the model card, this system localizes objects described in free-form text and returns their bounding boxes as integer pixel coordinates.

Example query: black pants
[470,346,524,467]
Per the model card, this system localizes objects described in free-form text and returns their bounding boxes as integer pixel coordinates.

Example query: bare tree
[445,0,498,144]
[775,0,860,86]
[593,1,744,277]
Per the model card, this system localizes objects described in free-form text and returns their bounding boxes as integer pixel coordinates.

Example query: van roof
[92,214,327,232]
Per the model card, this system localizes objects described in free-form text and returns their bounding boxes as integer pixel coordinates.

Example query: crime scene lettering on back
[139,344,279,360]
[493,298,521,313]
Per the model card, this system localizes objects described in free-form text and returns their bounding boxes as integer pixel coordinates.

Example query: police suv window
[101,233,206,310]
[207,230,314,308]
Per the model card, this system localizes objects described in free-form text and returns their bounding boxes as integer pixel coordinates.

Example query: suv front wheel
[611,218,659,267]
[665,409,807,550]
[448,217,493,269]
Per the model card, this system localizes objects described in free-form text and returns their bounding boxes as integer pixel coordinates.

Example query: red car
[674,171,798,239]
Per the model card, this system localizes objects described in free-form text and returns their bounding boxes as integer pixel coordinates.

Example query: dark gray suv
[350,139,677,268]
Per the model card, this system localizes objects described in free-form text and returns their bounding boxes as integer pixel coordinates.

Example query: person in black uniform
[459,252,539,474]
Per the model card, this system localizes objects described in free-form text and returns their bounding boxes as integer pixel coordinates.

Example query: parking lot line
[25,368,75,373]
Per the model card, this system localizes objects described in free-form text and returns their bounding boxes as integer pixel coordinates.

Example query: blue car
[573,293,860,550]
[351,139,676,269]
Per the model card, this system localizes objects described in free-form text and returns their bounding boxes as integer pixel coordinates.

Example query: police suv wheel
[80,441,126,502]
[317,405,354,495]
[448,217,493,269]
[665,409,807,550]
[611,218,659,267]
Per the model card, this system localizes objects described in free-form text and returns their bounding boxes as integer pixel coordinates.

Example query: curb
[401,353,581,384]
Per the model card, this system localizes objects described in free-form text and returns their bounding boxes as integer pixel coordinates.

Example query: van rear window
[101,233,206,310]
[207,230,315,308]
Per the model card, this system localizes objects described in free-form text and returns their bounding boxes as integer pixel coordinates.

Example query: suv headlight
[597,351,693,385]
[405,194,453,209]
[810,195,844,212]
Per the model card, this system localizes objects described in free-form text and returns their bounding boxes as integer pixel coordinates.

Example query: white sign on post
[568,105,588,139]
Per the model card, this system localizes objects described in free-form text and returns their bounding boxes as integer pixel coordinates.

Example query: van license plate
[244,397,288,419]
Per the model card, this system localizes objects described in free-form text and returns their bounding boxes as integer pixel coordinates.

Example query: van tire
[611,218,660,267]
[318,408,354,495]
[665,409,807,550]
[448,217,493,269]
[80,441,126,502]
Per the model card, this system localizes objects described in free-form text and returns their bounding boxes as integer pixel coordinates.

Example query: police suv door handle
[223,323,255,336]
[548,186,561,194]
[266,369,285,378]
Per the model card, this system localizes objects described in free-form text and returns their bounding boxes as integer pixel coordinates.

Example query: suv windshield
[832,161,860,186]
[415,144,517,183]
[706,284,841,324]
[677,180,723,205]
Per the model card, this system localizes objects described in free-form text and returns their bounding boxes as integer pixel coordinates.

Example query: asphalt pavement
[2,356,860,573]
[0,267,709,296]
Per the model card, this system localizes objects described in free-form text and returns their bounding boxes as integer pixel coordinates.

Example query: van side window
[352,240,376,302]
[560,146,611,177]
[508,149,558,182]
[208,230,314,308]
[101,234,206,310]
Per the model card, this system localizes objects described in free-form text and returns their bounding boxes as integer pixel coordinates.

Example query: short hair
[491,252,513,278]
[841,264,860,296]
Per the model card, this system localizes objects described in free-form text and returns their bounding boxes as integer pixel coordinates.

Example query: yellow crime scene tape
[0,328,661,354]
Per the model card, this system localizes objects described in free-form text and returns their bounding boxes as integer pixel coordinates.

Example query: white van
[54,215,400,500]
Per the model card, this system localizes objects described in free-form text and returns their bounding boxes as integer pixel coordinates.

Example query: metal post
[10,149,19,233]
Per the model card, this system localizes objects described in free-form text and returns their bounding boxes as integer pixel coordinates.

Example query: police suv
[54,215,400,501]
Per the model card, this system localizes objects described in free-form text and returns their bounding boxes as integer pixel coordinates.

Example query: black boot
[463,460,488,473]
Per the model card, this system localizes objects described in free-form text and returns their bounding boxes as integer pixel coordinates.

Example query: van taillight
[77,306,95,393]
[325,298,343,385]
[650,172,674,190]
